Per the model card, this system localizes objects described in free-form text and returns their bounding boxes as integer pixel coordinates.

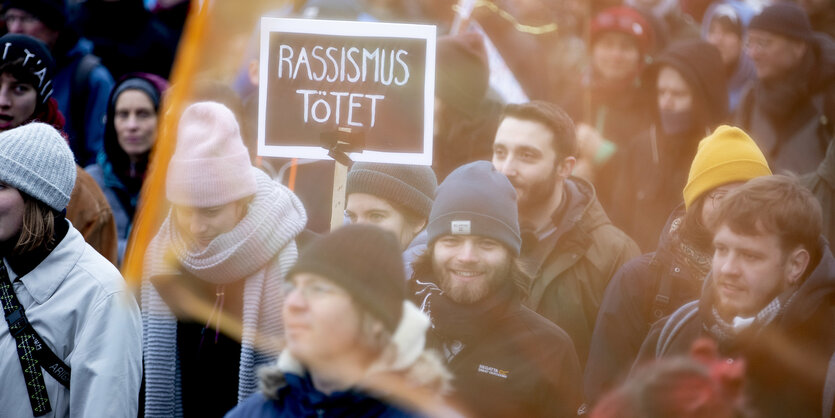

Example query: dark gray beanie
[749,3,814,42]
[289,224,406,332]
[347,162,437,219]
[0,122,76,211]
[427,161,521,255]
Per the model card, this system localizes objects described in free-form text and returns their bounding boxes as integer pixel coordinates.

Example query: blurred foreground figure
[227,224,453,417]
[592,339,746,418]
[141,102,308,416]
[0,122,141,417]
[586,126,771,402]
[411,161,584,417]
[636,175,835,418]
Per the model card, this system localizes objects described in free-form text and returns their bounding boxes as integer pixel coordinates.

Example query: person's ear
[557,156,576,178]
[785,247,810,285]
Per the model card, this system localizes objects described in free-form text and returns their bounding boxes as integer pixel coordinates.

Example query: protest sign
[258,18,436,165]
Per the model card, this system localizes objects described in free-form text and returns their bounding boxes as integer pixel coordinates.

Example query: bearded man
[492,101,639,365]
[410,161,584,418]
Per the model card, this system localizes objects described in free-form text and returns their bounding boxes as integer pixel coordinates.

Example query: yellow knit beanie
[683,125,772,210]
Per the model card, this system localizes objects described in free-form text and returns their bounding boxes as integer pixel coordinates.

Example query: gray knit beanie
[347,162,437,219]
[427,161,521,255]
[0,122,76,211]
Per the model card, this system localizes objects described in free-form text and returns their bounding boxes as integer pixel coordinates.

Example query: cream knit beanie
[166,101,257,207]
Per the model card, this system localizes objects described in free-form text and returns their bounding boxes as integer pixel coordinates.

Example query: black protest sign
[257,18,436,165]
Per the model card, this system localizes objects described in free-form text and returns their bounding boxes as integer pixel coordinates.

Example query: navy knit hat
[289,224,407,332]
[0,34,56,105]
[5,0,68,30]
[347,162,437,219]
[749,3,814,42]
[427,161,521,255]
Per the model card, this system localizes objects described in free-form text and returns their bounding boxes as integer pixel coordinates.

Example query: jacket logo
[451,220,471,235]
[478,364,509,379]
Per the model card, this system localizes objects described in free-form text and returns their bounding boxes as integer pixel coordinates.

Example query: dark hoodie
[637,240,835,418]
[609,40,728,251]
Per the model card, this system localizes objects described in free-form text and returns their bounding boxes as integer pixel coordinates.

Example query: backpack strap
[0,263,71,416]
[649,254,673,323]
[655,300,700,358]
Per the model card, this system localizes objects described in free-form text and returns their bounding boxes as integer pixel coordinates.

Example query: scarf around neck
[141,168,307,417]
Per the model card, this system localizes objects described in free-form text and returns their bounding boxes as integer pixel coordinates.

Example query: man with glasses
[3,0,113,166]
[585,126,772,403]
[733,2,835,175]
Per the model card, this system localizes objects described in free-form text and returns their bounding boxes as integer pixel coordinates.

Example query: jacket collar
[12,221,83,304]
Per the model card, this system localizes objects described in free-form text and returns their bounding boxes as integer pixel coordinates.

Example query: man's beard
[433,257,512,304]
[513,167,558,213]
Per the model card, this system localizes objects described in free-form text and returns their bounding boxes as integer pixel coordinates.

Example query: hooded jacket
[584,206,709,402]
[86,73,168,264]
[636,240,835,418]
[523,176,640,365]
[735,33,835,174]
[610,40,728,251]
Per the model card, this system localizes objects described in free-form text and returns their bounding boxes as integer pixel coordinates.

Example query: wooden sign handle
[330,161,348,231]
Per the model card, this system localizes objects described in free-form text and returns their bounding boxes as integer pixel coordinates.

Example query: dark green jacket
[523,176,640,366]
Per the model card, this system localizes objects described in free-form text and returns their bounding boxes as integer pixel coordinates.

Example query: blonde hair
[14,195,56,255]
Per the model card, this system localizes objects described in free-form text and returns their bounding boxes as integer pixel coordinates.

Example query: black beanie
[5,0,68,30]
[0,34,56,105]
[288,224,406,332]
[427,161,521,255]
[347,162,437,219]
[749,3,814,42]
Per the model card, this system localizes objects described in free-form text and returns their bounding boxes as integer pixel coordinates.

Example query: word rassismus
[277,45,410,86]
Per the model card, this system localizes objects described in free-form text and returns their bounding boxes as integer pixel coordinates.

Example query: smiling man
[410,161,583,417]
[636,175,835,418]
[491,101,639,364]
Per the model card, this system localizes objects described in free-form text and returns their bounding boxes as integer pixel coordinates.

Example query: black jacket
[636,240,835,418]
[413,279,584,417]
[584,207,706,403]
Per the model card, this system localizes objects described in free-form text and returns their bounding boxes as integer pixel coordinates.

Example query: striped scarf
[141,169,307,417]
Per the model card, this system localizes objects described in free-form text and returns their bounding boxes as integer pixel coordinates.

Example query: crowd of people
[0,0,834,417]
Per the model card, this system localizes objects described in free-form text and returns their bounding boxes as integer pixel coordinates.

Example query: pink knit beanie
[166,101,257,207]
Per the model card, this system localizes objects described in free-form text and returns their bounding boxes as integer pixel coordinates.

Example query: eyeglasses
[706,190,729,207]
[3,12,38,26]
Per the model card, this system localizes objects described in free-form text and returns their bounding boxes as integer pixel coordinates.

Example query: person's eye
[344,211,357,223]
[13,84,31,95]
[369,212,386,222]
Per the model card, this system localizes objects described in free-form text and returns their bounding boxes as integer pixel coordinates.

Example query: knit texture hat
[427,161,521,255]
[5,0,68,30]
[166,101,257,207]
[435,33,490,116]
[289,224,407,332]
[0,122,76,211]
[683,125,772,210]
[347,162,437,219]
[591,6,655,56]
[0,34,56,105]
[749,2,814,42]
